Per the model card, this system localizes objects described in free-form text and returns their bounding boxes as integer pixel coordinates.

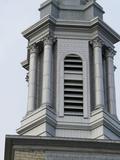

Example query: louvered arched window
[64,54,83,116]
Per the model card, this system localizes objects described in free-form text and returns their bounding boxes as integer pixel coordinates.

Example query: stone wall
[14,150,120,160]
[14,150,45,160]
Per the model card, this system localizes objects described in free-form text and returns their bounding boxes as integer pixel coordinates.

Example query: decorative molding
[28,43,39,54]
[22,14,120,46]
[105,47,116,59]
[43,33,56,46]
[91,37,104,48]
[44,36,54,46]
[22,15,56,38]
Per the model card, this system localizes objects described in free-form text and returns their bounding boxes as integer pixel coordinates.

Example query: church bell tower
[17,0,120,140]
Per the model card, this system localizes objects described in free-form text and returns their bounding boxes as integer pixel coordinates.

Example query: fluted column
[42,36,53,107]
[92,37,104,108]
[106,48,116,115]
[27,44,39,113]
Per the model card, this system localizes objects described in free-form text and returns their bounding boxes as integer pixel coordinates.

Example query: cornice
[22,15,56,38]
[56,18,120,42]
[5,135,120,154]
[96,18,120,43]
[22,16,120,45]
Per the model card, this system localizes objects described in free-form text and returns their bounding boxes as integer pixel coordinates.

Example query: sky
[0,0,120,159]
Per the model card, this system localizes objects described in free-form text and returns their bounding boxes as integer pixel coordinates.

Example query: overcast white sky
[0,0,120,159]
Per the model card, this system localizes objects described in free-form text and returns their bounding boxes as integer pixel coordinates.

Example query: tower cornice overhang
[22,16,120,45]
[22,15,56,40]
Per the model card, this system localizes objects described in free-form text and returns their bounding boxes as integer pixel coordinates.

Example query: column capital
[106,47,116,59]
[43,34,56,46]
[91,37,104,48]
[28,43,39,54]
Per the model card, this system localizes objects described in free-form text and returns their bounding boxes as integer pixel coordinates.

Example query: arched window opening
[64,54,83,116]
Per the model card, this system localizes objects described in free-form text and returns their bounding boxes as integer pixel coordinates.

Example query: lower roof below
[5,135,120,160]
